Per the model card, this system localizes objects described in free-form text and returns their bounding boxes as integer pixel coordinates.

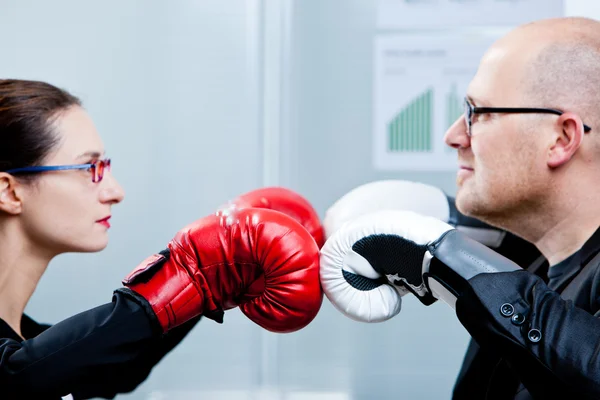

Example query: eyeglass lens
[92,159,111,183]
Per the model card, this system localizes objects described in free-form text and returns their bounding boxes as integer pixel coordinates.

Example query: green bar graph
[387,87,433,152]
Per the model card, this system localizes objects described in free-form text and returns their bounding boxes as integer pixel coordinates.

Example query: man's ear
[0,173,24,215]
[547,112,587,168]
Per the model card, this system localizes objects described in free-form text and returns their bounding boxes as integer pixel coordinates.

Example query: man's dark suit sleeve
[0,290,200,399]
[455,269,600,399]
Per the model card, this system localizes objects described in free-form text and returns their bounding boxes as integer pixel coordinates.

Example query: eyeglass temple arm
[473,107,592,132]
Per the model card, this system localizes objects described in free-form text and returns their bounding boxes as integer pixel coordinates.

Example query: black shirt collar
[543,226,600,292]
[576,226,600,266]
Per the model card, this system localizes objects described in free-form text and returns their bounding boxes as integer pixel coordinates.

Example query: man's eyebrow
[76,151,103,160]
[466,95,488,106]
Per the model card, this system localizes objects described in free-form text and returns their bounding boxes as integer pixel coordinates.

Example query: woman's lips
[96,216,111,228]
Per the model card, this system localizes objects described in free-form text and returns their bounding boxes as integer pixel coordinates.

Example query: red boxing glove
[120,207,322,333]
[230,187,325,248]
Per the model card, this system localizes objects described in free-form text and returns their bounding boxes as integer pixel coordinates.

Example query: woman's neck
[0,221,52,338]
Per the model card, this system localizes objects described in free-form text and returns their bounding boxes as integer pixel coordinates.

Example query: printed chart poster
[373,32,503,171]
[377,0,564,30]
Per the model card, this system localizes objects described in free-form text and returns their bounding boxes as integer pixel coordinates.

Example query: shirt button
[500,303,515,317]
[511,313,526,325]
[528,329,542,343]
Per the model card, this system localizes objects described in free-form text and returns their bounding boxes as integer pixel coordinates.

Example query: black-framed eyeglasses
[4,158,111,183]
[464,98,592,137]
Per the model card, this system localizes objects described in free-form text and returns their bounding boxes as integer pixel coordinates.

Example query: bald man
[320,16,600,400]
[442,17,600,399]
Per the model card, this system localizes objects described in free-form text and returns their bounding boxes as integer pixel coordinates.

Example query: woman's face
[19,106,125,255]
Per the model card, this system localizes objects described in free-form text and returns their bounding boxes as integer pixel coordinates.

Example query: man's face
[444,44,550,222]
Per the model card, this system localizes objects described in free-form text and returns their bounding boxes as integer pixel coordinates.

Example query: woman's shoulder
[21,314,52,339]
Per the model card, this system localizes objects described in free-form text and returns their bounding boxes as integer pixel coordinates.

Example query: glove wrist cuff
[426,230,522,306]
[122,252,205,333]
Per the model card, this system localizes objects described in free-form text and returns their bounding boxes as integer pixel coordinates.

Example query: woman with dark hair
[0,79,324,399]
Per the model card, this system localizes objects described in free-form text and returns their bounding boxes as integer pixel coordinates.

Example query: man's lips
[457,165,474,183]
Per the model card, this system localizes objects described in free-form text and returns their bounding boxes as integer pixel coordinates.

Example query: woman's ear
[0,174,23,215]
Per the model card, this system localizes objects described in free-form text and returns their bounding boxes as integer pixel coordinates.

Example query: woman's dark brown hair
[0,79,81,174]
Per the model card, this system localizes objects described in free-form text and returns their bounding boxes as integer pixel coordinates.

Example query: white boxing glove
[320,209,521,323]
[324,180,449,239]
[323,180,507,248]
[320,210,451,322]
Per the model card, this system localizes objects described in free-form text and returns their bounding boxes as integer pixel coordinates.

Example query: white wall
[3,1,267,398]
[566,0,600,19]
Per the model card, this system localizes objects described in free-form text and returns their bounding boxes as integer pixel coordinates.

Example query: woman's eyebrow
[75,151,103,160]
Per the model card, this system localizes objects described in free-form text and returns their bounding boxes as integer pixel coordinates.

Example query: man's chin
[456,191,502,228]
[455,189,480,218]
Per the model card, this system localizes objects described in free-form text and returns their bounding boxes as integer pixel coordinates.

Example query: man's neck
[510,194,600,266]
[534,210,598,266]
